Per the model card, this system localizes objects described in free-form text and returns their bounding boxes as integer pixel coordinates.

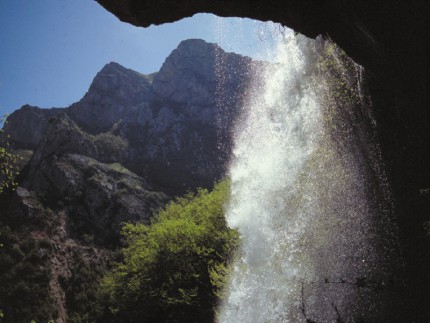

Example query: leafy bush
[65,255,109,323]
[0,228,57,322]
[0,115,21,194]
[96,180,238,322]
[93,132,128,161]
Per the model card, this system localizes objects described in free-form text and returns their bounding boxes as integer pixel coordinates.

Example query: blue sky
[0,0,284,117]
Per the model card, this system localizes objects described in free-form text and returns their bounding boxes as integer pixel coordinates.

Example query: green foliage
[0,115,21,194]
[96,180,238,322]
[93,132,128,159]
[0,227,57,322]
[65,255,109,323]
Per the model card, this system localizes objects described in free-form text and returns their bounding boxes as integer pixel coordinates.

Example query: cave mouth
[1,1,428,321]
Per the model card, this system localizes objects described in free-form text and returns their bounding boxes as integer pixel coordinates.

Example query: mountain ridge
[0,39,259,322]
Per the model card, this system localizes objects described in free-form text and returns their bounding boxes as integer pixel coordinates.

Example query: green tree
[0,115,20,194]
[97,180,238,322]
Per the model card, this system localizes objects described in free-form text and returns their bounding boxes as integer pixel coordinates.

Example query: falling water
[219,33,401,322]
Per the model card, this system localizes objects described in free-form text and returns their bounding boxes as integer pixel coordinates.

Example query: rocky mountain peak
[167,39,221,65]
[87,61,154,97]
[152,38,252,107]
[67,61,154,134]
[0,39,262,322]
[2,105,65,149]
[3,39,259,192]
[152,39,220,104]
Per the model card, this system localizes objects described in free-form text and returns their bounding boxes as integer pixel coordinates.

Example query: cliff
[0,39,257,322]
[4,39,257,193]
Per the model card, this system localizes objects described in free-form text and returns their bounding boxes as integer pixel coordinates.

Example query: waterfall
[219,33,401,322]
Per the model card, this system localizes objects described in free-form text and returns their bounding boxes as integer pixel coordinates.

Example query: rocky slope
[4,39,257,194]
[0,39,257,322]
